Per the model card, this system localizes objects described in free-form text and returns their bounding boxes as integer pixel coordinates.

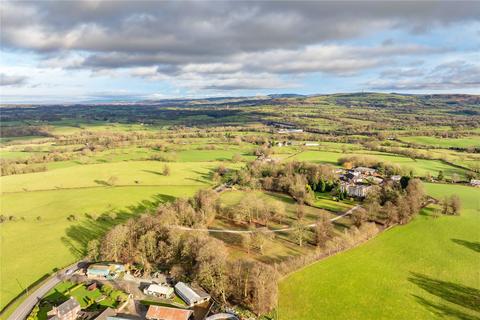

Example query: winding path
[171,205,360,234]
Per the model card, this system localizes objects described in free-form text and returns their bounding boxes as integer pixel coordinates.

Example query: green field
[0,159,226,309]
[279,184,480,319]
[0,161,219,193]
[400,136,480,148]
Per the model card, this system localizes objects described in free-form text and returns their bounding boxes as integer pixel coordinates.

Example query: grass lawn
[313,192,356,213]
[279,184,480,319]
[399,136,480,148]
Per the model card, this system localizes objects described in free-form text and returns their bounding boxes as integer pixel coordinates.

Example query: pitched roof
[145,284,174,296]
[174,282,209,305]
[56,297,80,316]
[146,305,192,320]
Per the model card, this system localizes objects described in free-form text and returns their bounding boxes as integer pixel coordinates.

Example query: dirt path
[171,205,360,234]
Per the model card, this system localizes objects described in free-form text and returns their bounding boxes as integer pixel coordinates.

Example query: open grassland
[0,185,203,309]
[399,136,480,148]
[279,184,480,319]
[0,158,228,309]
[0,161,222,193]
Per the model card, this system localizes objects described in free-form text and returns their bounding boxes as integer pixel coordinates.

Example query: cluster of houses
[46,297,196,320]
[45,263,214,320]
[338,167,401,198]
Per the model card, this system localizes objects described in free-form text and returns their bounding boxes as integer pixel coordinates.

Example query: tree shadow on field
[61,193,176,258]
[94,179,110,186]
[412,295,480,320]
[409,272,480,319]
[452,239,480,253]
[142,170,164,176]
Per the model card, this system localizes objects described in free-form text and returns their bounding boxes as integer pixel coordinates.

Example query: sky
[1,0,479,103]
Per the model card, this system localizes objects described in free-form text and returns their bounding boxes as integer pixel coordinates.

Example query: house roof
[95,307,116,320]
[354,167,376,173]
[174,282,210,305]
[145,284,174,295]
[56,297,80,316]
[146,305,192,320]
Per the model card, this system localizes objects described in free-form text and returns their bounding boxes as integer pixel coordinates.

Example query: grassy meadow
[399,136,480,148]
[279,184,480,319]
[0,156,232,308]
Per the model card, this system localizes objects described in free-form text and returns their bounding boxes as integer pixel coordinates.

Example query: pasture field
[0,157,228,309]
[0,161,221,193]
[399,136,480,148]
[279,184,480,319]
[0,185,204,309]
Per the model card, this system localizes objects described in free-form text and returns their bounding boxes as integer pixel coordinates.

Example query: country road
[6,262,85,320]
[172,205,360,234]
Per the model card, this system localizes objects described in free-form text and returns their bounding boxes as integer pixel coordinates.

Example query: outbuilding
[146,305,193,320]
[144,283,174,298]
[174,282,210,307]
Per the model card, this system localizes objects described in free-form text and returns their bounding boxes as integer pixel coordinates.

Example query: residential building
[47,297,81,320]
[353,167,376,175]
[94,307,116,320]
[340,183,372,198]
[144,284,174,298]
[174,282,210,307]
[145,305,193,320]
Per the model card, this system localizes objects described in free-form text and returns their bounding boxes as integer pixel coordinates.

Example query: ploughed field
[279,184,480,319]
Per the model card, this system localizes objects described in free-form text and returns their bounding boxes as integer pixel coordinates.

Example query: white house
[340,183,372,198]
[143,283,174,298]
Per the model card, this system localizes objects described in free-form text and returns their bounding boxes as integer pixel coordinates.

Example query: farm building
[47,297,80,320]
[470,179,480,187]
[304,142,319,146]
[145,305,193,320]
[87,263,125,279]
[144,283,174,298]
[174,282,210,307]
